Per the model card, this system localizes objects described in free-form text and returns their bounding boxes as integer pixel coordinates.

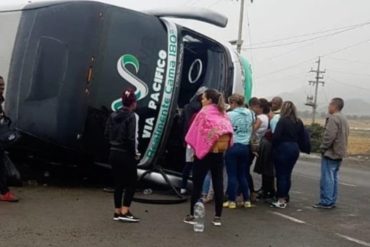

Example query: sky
[1,0,370,107]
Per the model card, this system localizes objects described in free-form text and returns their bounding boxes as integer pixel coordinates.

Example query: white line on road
[270,211,306,224]
[290,190,303,194]
[336,233,370,247]
[339,182,357,187]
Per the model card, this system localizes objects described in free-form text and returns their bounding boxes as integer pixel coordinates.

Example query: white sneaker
[244,201,254,208]
[271,200,287,209]
[180,189,187,195]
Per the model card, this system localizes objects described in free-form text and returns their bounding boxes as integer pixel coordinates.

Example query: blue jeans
[202,172,212,195]
[225,143,250,201]
[320,157,341,206]
[273,142,300,199]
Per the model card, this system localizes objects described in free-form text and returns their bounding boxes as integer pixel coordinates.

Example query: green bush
[306,123,325,153]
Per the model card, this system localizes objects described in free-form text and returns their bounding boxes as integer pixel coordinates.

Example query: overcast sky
[2,0,370,106]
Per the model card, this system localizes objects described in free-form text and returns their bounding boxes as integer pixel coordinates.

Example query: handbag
[211,134,231,153]
[0,116,21,147]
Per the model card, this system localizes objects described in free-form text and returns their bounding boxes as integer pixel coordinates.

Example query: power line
[326,56,370,65]
[326,69,370,78]
[245,20,370,46]
[244,0,254,66]
[244,24,370,50]
[326,75,370,92]
[254,37,370,79]
[254,58,314,79]
[321,38,370,57]
[257,72,306,85]
[255,41,315,63]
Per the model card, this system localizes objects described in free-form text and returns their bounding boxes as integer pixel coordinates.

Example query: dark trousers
[262,174,275,196]
[190,153,224,217]
[247,151,255,193]
[0,150,9,195]
[181,162,193,189]
[109,150,137,208]
[273,142,300,199]
[225,144,250,201]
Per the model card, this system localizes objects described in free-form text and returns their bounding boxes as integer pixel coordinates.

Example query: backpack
[298,125,311,154]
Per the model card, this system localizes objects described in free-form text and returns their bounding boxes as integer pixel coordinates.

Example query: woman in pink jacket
[183,89,233,227]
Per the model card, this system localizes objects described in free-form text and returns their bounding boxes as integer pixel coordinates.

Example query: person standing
[105,89,140,222]
[252,98,275,200]
[270,97,283,133]
[246,97,259,198]
[180,87,207,195]
[0,76,18,203]
[271,101,305,209]
[184,89,233,227]
[313,98,349,209]
[223,94,254,209]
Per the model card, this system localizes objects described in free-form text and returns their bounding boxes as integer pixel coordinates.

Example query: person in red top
[0,75,18,202]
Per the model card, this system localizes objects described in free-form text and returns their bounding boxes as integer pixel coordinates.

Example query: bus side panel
[6,2,104,147]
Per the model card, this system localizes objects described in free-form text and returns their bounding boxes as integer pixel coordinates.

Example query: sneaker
[202,196,213,204]
[183,215,196,225]
[113,213,122,221]
[180,188,187,195]
[212,217,222,227]
[103,187,114,193]
[312,203,336,209]
[264,197,276,205]
[271,200,287,209]
[244,201,253,208]
[0,192,19,202]
[223,201,236,209]
[119,211,140,222]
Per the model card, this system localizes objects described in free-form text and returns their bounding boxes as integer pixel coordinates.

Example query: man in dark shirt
[0,75,19,202]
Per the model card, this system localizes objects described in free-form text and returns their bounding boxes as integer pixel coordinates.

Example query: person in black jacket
[0,76,18,202]
[105,89,140,222]
[271,101,305,209]
[179,86,207,195]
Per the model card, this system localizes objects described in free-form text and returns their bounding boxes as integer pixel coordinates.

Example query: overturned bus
[0,1,252,182]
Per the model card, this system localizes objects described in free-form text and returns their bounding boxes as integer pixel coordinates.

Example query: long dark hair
[204,89,226,113]
[258,98,271,114]
[281,101,298,122]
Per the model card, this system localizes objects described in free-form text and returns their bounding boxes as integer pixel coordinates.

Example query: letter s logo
[111,54,149,111]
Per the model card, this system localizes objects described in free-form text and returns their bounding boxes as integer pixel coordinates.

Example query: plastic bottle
[193,201,205,232]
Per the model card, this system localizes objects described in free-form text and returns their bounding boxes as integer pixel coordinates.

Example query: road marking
[291,190,303,194]
[339,182,357,187]
[270,211,306,224]
[336,233,370,247]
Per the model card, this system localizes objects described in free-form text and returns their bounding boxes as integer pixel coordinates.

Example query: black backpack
[298,125,311,154]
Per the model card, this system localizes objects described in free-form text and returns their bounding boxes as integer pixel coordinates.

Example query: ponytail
[204,89,226,113]
[217,93,226,113]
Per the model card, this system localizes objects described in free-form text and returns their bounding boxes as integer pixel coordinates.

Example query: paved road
[0,157,369,247]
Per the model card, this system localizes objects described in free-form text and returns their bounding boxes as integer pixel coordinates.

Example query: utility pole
[305,57,325,124]
[236,0,245,54]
